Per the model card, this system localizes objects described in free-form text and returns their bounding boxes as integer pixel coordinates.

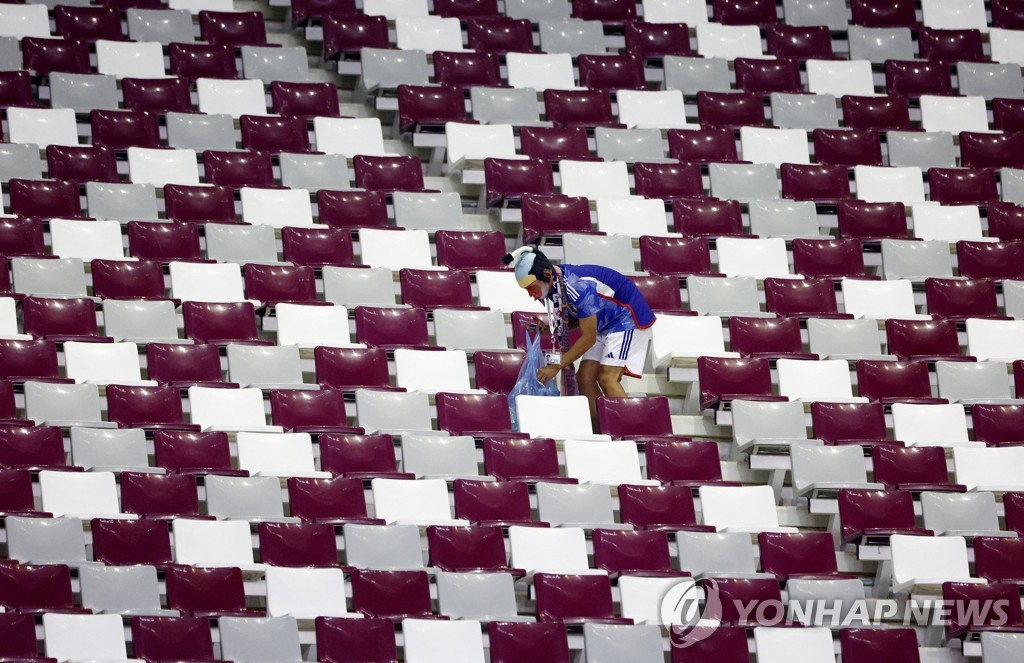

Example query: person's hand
[537,364,560,384]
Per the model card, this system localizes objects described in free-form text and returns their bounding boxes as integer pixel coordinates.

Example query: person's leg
[576,359,602,429]
[597,364,627,398]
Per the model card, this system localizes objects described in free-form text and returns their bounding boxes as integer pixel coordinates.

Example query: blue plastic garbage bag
[508,330,560,431]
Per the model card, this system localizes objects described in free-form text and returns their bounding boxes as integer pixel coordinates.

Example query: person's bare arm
[537,315,597,382]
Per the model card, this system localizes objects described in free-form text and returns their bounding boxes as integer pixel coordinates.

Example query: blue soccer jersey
[558,264,657,335]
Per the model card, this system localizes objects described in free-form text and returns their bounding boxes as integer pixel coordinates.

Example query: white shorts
[581,327,652,379]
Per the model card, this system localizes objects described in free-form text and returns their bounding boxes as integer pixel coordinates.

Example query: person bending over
[504,246,656,430]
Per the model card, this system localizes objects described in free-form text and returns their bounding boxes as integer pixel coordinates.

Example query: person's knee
[597,366,624,393]
[577,361,599,386]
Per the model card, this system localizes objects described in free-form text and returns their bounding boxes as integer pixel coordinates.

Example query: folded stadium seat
[435,309,508,353]
[122,77,191,115]
[712,576,786,625]
[592,527,686,577]
[23,381,110,429]
[842,278,930,320]
[11,259,87,300]
[353,154,431,194]
[0,425,68,471]
[315,618,398,663]
[973,403,1024,446]
[89,111,160,153]
[471,88,547,128]
[0,3,50,39]
[106,384,197,431]
[453,480,539,527]
[718,237,796,280]
[286,475,384,524]
[771,93,841,133]
[121,472,203,520]
[9,179,81,220]
[888,129,958,168]
[735,58,802,95]
[836,200,910,243]
[165,564,262,617]
[790,239,869,281]
[427,525,521,575]
[188,385,282,433]
[696,355,784,412]
[205,474,295,521]
[484,158,555,210]
[243,264,318,307]
[576,54,645,94]
[130,616,217,663]
[238,116,310,154]
[50,72,116,113]
[885,59,953,98]
[21,297,111,343]
[168,42,238,81]
[43,614,132,663]
[434,0,499,18]
[126,223,201,264]
[966,319,1024,363]
[0,613,50,660]
[96,39,168,80]
[350,569,433,619]
[355,389,434,434]
[811,129,882,168]
[638,236,716,278]
[872,445,965,494]
[197,78,268,119]
[434,392,513,437]
[360,47,431,98]
[811,401,896,448]
[856,359,946,405]
[505,52,576,93]
[756,627,839,663]
[435,571,522,622]
[38,470,126,519]
[922,491,1008,538]
[543,89,621,132]
[128,147,201,188]
[694,91,765,129]
[430,53,499,95]
[269,390,361,435]
[921,0,986,29]
[954,446,1024,492]
[392,191,465,233]
[536,483,626,529]
[166,113,237,153]
[464,19,532,58]
[533,573,629,624]
[709,163,781,203]
[928,167,1000,207]
[81,564,174,617]
[631,163,702,204]
[516,129,590,165]
[51,222,126,265]
[594,126,668,162]
[728,316,818,360]
[202,150,274,189]
[226,345,313,390]
[199,10,269,46]
[780,163,851,204]
[126,7,196,44]
[696,22,764,59]
[974,536,1024,583]
[71,428,156,472]
[394,16,464,54]
[472,350,526,394]
[5,515,88,567]
[960,62,1024,102]
[943,581,1024,643]
[892,402,974,449]
[910,205,986,245]
[925,278,1005,322]
[170,262,247,304]
[145,343,231,390]
[353,306,429,351]
[920,96,988,137]
[332,523,424,566]
[315,191,387,232]
[700,483,797,533]
[234,431,329,479]
[519,193,595,245]
[0,144,44,187]
[401,433,483,480]
[777,357,867,404]
[841,95,911,132]
[280,228,355,269]
[960,132,1024,170]
[242,45,310,84]
[90,517,172,567]
[172,516,265,568]
[45,146,119,189]
[765,24,832,60]
[758,530,853,581]
[313,347,393,392]
[917,26,984,63]
[265,85,337,124]
[740,127,810,169]
[993,27,1024,68]
[322,14,388,63]
[850,0,916,26]
[397,85,469,136]
[403,620,488,663]
[623,21,692,64]
[265,567,354,619]
[537,17,605,57]
[563,439,656,486]
[20,38,90,77]
[839,488,932,547]
[668,197,741,238]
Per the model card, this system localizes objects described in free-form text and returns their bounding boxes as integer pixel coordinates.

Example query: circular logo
[660,578,723,649]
